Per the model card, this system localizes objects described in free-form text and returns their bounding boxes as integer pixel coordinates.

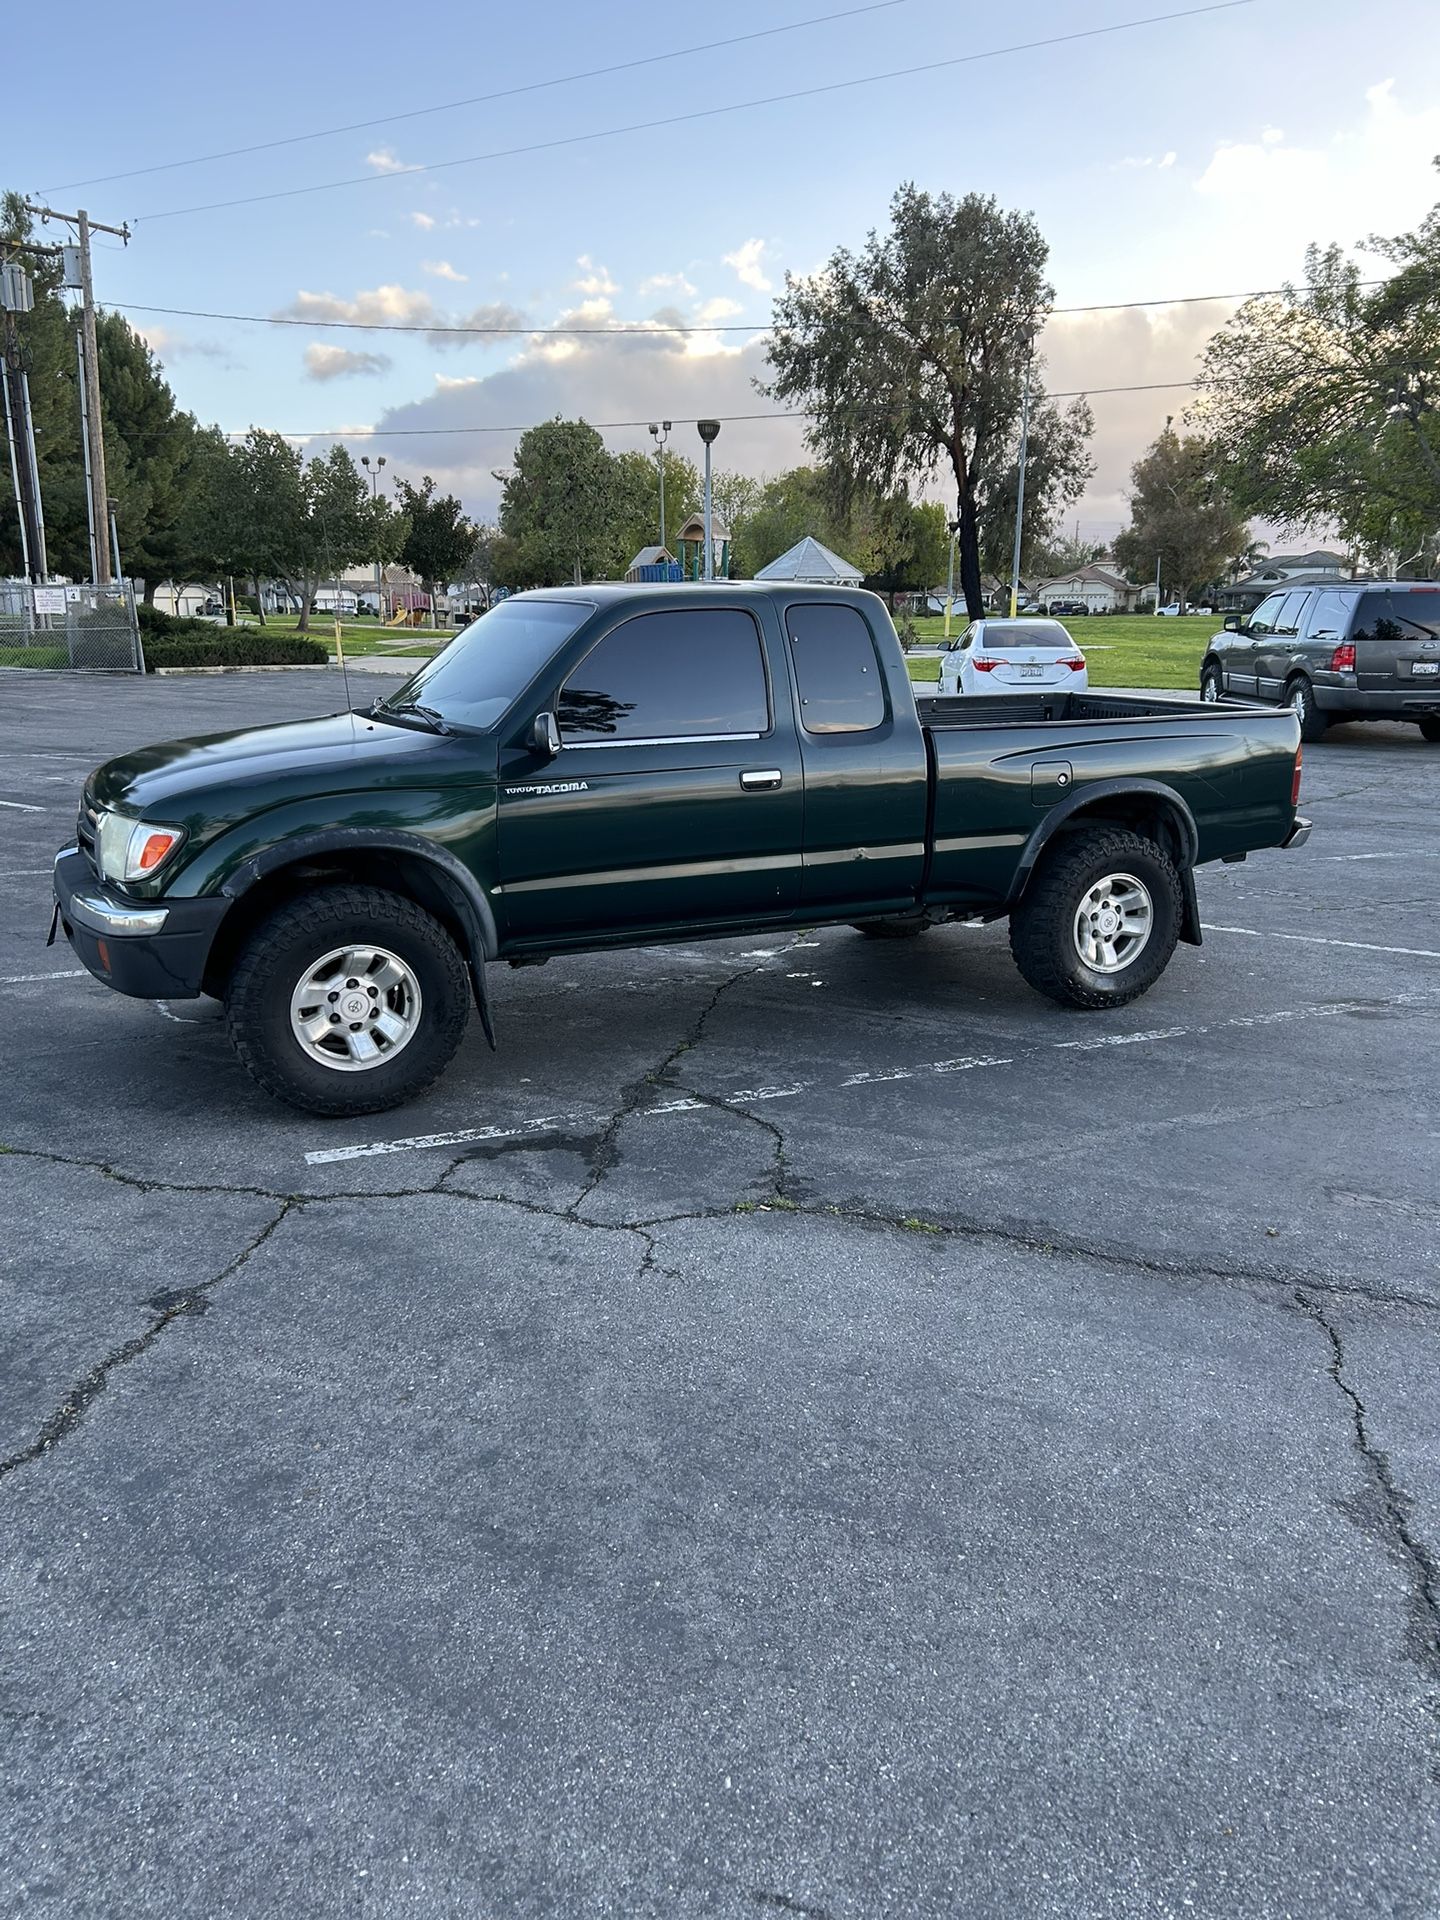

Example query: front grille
[77,797,100,873]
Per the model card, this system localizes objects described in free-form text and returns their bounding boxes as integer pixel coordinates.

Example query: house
[1032,563,1142,614]
[1244,549,1348,584]
[1215,569,1356,616]
[150,581,220,617]
[624,545,682,584]
[755,535,863,586]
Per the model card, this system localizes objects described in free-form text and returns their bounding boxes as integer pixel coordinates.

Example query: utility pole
[648,421,671,552]
[944,517,960,638]
[23,201,130,584]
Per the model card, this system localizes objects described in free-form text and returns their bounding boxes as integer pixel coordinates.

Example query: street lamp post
[697,419,721,580]
[1008,356,1033,619]
[361,453,387,620]
[648,420,672,553]
[944,517,960,639]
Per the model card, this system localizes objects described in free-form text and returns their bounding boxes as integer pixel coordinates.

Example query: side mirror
[532,710,561,758]
[1223,614,1243,633]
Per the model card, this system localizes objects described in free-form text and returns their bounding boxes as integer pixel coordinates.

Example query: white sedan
[936,618,1088,696]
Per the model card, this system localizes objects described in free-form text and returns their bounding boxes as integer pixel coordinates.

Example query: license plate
[1017,663,1044,678]
[1411,661,1439,676]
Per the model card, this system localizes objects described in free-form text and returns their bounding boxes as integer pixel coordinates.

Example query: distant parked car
[1200,579,1440,741]
[1157,604,1183,617]
[936,617,1088,696]
[1047,599,1091,617]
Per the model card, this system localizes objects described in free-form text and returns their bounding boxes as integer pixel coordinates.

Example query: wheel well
[1201,653,1221,677]
[201,850,477,998]
[1040,794,1192,871]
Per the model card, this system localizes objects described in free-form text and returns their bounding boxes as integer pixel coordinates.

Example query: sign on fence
[0,579,143,671]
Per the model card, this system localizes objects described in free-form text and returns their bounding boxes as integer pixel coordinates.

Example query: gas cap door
[1031,759,1073,807]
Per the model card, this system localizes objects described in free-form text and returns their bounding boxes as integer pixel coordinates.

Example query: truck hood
[89,711,492,817]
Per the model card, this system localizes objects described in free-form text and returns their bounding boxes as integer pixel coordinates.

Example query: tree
[496,419,617,585]
[394,473,475,621]
[1112,426,1250,611]
[763,184,1092,617]
[94,313,202,596]
[611,447,700,564]
[287,444,372,633]
[1196,166,1440,570]
[709,469,762,567]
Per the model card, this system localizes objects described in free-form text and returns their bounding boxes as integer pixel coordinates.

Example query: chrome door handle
[740,768,783,791]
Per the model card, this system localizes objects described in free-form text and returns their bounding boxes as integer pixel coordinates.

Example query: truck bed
[914,689,1301,908]
[915,690,1223,728]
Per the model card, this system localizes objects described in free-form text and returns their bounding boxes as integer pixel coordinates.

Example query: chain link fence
[0,580,144,671]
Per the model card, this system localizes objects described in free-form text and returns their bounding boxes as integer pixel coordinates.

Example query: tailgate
[1352,587,1440,685]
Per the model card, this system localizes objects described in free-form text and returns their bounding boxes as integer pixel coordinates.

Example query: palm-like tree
[1227,538,1268,583]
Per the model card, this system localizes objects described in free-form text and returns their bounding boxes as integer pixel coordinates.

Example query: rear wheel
[1419,716,1440,743]
[1286,676,1328,742]
[1009,827,1183,1010]
[224,885,471,1116]
[1200,662,1223,703]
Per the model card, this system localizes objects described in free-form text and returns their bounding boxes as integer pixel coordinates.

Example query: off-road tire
[1419,716,1440,744]
[1199,662,1223,703]
[224,884,471,1116]
[1009,826,1183,1010]
[1286,676,1328,742]
[852,918,933,939]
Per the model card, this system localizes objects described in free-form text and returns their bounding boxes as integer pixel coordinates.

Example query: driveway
[2,670,1438,1918]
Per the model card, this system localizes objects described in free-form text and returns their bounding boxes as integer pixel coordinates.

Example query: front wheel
[1287,676,1328,742]
[1009,828,1183,1010]
[1200,662,1223,703]
[224,884,471,1115]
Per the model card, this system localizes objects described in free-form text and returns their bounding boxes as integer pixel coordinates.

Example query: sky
[10,0,1440,547]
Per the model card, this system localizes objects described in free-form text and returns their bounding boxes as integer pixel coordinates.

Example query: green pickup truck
[53,584,1310,1116]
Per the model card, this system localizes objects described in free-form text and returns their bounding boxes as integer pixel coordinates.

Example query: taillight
[1292,746,1303,807]
[1330,642,1356,672]
[973,657,1002,672]
[1061,656,1086,671]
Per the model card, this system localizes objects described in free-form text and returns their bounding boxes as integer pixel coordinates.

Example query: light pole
[361,453,387,620]
[648,420,671,553]
[697,419,721,580]
[944,517,960,638]
[1008,356,1033,619]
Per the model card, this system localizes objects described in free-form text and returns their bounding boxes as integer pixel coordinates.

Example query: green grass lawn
[235,617,450,663]
[903,613,1219,690]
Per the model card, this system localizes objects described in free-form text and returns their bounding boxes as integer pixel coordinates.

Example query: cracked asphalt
[1,669,1438,1919]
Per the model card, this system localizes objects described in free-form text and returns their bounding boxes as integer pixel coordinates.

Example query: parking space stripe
[1201,922,1440,960]
[304,999,1406,1167]
[0,969,88,985]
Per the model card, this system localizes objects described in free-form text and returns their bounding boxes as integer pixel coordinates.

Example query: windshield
[376,597,593,730]
[984,620,1072,651]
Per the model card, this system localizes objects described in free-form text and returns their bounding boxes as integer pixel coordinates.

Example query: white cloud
[366,147,413,174]
[434,374,481,391]
[304,343,393,381]
[423,259,469,283]
[572,254,620,296]
[409,211,436,230]
[695,297,743,323]
[137,324,235,366]
[1115,150,1177,171]
[639,271,697,298]
[275,283,530,348]
[722,238,773,293]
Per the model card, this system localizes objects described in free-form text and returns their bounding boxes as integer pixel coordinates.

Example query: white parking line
[1201,922,1440,961]
[0,800,44,813]
[0,869,54,878]
[0,969,87,985]
[305,999,1403,1167]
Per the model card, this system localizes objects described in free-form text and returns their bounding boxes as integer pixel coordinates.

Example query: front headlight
[96,811,186,885]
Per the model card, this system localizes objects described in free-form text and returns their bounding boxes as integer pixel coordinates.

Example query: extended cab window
[558,608,769,741]
[786,604,885,734]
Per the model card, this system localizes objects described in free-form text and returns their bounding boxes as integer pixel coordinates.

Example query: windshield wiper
[370,699,452,735]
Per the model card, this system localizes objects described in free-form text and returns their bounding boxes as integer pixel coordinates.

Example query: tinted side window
[558,609,769,741]
[786,603,886,734]
[1310,590,1351,638]
[1250,593,1286,634]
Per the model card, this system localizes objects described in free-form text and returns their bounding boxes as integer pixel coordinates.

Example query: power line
[134,1,1254,222]
[38,0,910,193]
[219,382,1204,441]
[116,278,1384,340]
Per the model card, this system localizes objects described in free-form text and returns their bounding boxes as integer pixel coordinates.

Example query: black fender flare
[1006,778,1203,946]
[218,828,499,1047]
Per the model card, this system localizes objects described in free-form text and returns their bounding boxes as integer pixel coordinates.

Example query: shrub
[138,604,219,642]
[894,613,920,653]
[144,631,329,670]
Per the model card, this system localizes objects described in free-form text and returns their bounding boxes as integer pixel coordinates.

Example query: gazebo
[754,535,863,586]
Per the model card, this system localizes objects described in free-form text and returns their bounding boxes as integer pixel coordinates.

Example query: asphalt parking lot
[2,668,1438,1919]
